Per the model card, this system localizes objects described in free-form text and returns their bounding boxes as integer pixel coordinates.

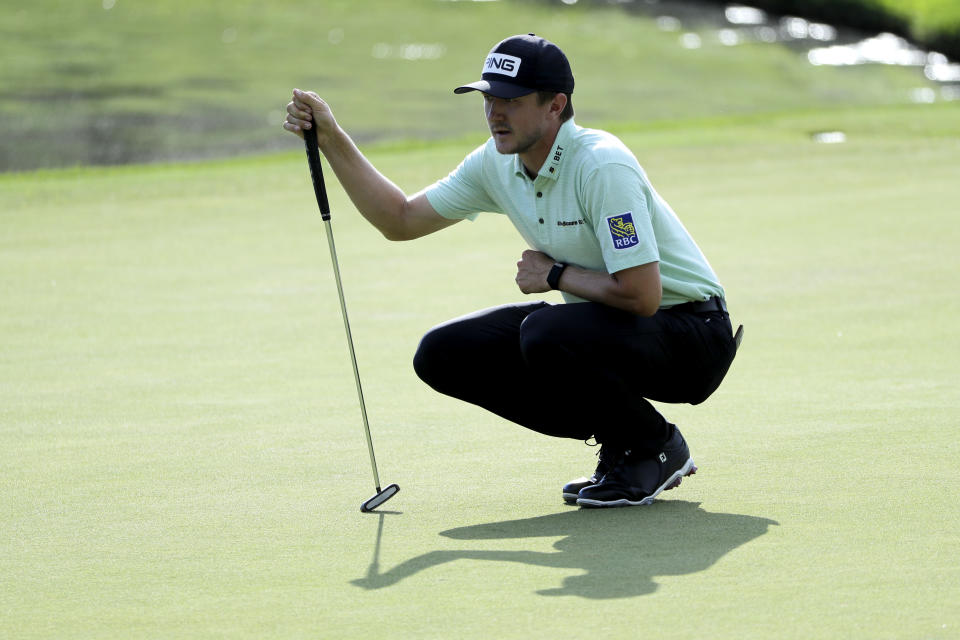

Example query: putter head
[360,483,400,513]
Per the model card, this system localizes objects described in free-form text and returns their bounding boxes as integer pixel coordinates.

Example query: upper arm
[391,191,461,241]
[418,144,498,223]
[612,261,662,316]
[582,162,659,274]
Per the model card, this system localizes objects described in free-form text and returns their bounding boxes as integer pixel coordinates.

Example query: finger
[294,88,328,112]
[291,90,313,110]
[291,99,313,116]
[282,121,305,138]
[286,102,312,121]
[284,113,311,130]
[293,88,317,106]
[294,88,321,101]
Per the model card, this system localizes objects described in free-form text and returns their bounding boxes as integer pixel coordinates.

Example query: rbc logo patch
[607,212,639,250]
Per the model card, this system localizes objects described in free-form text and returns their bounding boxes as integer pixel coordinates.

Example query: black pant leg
[413,302,594,440]
[518,303,737,452]
[414,301,737,451]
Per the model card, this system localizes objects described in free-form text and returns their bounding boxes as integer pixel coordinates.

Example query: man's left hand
[515,249,554,293]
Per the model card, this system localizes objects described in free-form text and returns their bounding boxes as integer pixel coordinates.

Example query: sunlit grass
[2,102,958,638]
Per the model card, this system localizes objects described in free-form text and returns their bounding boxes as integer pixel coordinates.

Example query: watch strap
[547,262,567,290]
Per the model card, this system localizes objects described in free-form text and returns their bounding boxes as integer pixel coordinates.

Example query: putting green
[2,102,958,638]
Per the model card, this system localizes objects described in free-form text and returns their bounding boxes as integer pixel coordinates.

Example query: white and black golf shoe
[576,427,697,508]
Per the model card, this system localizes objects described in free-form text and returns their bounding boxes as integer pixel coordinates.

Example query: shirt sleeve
[581,162,660,273]
[423,143,500,221]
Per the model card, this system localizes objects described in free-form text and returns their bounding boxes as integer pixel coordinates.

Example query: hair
[537,91,574,122]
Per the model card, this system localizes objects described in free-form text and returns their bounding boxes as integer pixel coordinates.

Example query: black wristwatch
[547,262,568,290]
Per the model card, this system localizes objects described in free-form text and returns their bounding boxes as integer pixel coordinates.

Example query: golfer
[284,34,741,507]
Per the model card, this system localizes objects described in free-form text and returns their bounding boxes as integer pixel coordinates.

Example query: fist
[515,249,554,294]
[283,89,336,141]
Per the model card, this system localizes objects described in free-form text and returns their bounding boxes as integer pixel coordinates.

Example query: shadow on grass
[353,501,778,598]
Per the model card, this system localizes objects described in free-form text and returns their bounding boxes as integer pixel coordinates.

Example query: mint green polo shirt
[424,119,724,307]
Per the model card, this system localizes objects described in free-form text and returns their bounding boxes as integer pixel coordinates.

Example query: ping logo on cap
[483,53,521,78]
[607,212,639,249]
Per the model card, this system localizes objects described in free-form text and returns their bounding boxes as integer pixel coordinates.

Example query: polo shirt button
[538,218,544,224]
[549,167,555,173]
[536,192,543,198]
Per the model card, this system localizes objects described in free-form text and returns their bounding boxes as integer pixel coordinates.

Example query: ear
[549,93,567,119]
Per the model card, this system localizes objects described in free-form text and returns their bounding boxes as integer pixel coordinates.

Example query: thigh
[414,301,550,383]
[423,301,550,353]
[520,302,733,404]
[519,301,674,365]
[413,301,596,439]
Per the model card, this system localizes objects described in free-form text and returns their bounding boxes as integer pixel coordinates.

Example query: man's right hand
[283,89,337,144]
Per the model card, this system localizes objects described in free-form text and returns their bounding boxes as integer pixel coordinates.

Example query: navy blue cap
[454,34,575,98]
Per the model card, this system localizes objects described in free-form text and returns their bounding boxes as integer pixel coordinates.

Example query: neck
[519,120,562,178]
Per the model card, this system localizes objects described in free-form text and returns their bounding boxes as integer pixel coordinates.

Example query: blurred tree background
[741,0,960,53]
[1,0,955,172]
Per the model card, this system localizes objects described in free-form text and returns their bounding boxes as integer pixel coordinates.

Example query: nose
[485,97,505,119]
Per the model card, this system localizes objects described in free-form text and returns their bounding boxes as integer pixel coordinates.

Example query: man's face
[483,92,551,156]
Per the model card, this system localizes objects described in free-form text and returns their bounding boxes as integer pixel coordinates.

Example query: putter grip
[303,127,331,221]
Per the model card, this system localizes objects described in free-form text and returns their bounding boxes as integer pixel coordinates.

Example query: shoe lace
[596,444,628,476]
[585,438,629,476]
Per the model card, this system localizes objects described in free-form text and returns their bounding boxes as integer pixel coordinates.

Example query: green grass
[873,0,960,39]
[4,0,959,636]
[3,102,959,638]
[0,0,941,171]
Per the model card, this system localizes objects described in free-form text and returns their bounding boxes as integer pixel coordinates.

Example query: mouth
[490,124,512,138]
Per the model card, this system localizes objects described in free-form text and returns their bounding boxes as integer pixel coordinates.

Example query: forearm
[286,89,455,240]
[556,265,661,316]
[516,250,662,316]
[316,126,412,240]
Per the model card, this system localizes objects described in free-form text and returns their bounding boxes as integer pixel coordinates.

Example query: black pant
[413,301,738,454]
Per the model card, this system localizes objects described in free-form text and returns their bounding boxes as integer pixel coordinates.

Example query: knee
[412,325,450,388]
[519,310,563,366]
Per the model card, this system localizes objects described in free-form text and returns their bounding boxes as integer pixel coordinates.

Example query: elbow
[627,290,661,317]
[379,226,413,242]
[378,209,416,241]
[631,300,660,317]
[612,263,661,316]
[378,201,419,241]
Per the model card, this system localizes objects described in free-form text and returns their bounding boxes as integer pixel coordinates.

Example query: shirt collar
[511,118,576,182]
[541,118,575,181]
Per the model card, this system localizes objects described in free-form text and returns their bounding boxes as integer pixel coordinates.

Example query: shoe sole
[562,476,602,504]
[576,458,697,508]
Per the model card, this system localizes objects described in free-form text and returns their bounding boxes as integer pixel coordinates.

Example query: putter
[303,127,399,513]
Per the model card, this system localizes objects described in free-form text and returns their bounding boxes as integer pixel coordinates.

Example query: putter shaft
[323,218,382,491]
[303,128,398,512]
